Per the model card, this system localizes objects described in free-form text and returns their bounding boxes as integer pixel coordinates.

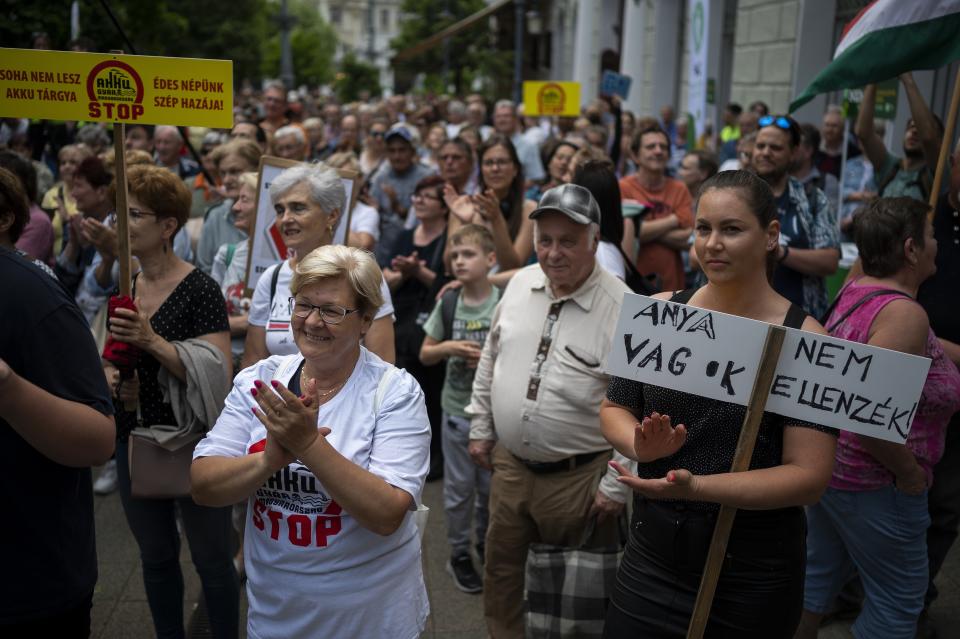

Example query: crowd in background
[3,59,960,639]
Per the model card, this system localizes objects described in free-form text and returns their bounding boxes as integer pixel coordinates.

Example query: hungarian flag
[790,0,960,112]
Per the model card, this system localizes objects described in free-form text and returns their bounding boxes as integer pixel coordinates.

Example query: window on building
[381,8,390,30]
[330,6,342,25]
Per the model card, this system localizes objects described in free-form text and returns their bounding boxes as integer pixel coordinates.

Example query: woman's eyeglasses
[289,299,359,324]
[482,158,512,169]
[128,208,158,222]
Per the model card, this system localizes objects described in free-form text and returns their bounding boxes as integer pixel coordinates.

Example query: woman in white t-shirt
[243,164,396,366]
[192,245,431,639]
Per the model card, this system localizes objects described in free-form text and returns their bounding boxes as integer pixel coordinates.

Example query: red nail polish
[271,380,279,389]
[254,380,263,389]
[251,407,258,415]
[251,388,258,397]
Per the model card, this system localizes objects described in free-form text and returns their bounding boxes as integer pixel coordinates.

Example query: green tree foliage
[1,0,271,85]
[261,0,337,87]
[333,53,381,103]
[391,0,512,97]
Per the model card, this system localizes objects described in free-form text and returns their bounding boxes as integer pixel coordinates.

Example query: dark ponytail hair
[572,159,623,246]
[696,169,778,279]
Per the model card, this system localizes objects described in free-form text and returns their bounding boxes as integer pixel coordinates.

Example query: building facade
[318,0,403,91]
[518,0,957,146]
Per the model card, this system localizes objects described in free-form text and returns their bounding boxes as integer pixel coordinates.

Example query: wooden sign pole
[928,64,960,216]
[686,324,787,639]
[113,122,132,297]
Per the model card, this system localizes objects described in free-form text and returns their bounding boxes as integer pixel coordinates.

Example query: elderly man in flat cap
[467,183,634,638]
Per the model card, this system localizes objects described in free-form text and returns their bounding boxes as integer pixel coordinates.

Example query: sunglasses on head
[758,115,792,130]
[758,115,800,145]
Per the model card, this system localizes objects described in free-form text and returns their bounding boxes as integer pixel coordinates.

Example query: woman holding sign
[104,165,237,638]
[796,197,960,639]
[243,164,396,365]
[600,170,838,638]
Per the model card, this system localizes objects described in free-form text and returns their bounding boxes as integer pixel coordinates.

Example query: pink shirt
[15,204,54,266]
[827,280,960,491]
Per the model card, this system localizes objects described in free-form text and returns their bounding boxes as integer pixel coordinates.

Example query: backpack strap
[668,288,696,304]
[877,161,901,198]
[440,288,461,341]
[783,304,808,329]
[268,262,282,306]
[824,288,911,333]
[374,367,397,415]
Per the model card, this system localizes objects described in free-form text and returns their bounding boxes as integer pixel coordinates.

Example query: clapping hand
[471,189,499,222]
[251,379,331,459]
[444,183,475,224]
[81,217,118,259]
[390,252,421,278]
[633,412,687,462]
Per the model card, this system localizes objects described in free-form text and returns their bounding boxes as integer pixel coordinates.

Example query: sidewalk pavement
[91,473,959,638]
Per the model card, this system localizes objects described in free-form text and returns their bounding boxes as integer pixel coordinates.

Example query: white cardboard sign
[244,156,357,295]
[605,294,931,444]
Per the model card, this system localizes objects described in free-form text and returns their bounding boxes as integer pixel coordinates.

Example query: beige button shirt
[466,261,634,501]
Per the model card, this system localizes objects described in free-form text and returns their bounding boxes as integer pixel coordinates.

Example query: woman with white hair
[192,244,430,638]
[242,163,396,364]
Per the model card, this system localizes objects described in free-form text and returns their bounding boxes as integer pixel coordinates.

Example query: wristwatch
[778,245,790,264]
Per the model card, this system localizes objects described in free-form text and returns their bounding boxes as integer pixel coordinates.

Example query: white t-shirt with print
[193,349,431,639]
[248,260,395,356]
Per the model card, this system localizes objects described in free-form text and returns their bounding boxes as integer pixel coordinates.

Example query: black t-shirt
[115,268,229,439]
[605,293,836,513]
[390,228,447,323]
[0,247,114,622]
[918,195,960,344]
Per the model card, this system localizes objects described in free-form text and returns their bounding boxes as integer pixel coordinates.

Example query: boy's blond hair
[449,223,495,254]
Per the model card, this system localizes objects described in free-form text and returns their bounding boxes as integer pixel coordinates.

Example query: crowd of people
[2,65,959,639]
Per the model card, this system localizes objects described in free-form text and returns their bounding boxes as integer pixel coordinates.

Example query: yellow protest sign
[0,48,233,128]
[522,81,581,117]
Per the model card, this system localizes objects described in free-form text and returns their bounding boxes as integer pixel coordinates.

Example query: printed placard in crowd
[606,293,931,444]
[244,156,358,296]
[600,71,632,99]
[0,48,232,129]
[522,81,581,116]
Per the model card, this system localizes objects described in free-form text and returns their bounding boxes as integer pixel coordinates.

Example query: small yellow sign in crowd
[522,81,581,117]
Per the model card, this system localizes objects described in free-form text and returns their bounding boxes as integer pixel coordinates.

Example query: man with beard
[752,115,839,319]
[855,72,942,203]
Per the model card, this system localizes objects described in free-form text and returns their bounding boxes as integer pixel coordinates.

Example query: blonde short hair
[237,171,259,194]
[291,244,384,318]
